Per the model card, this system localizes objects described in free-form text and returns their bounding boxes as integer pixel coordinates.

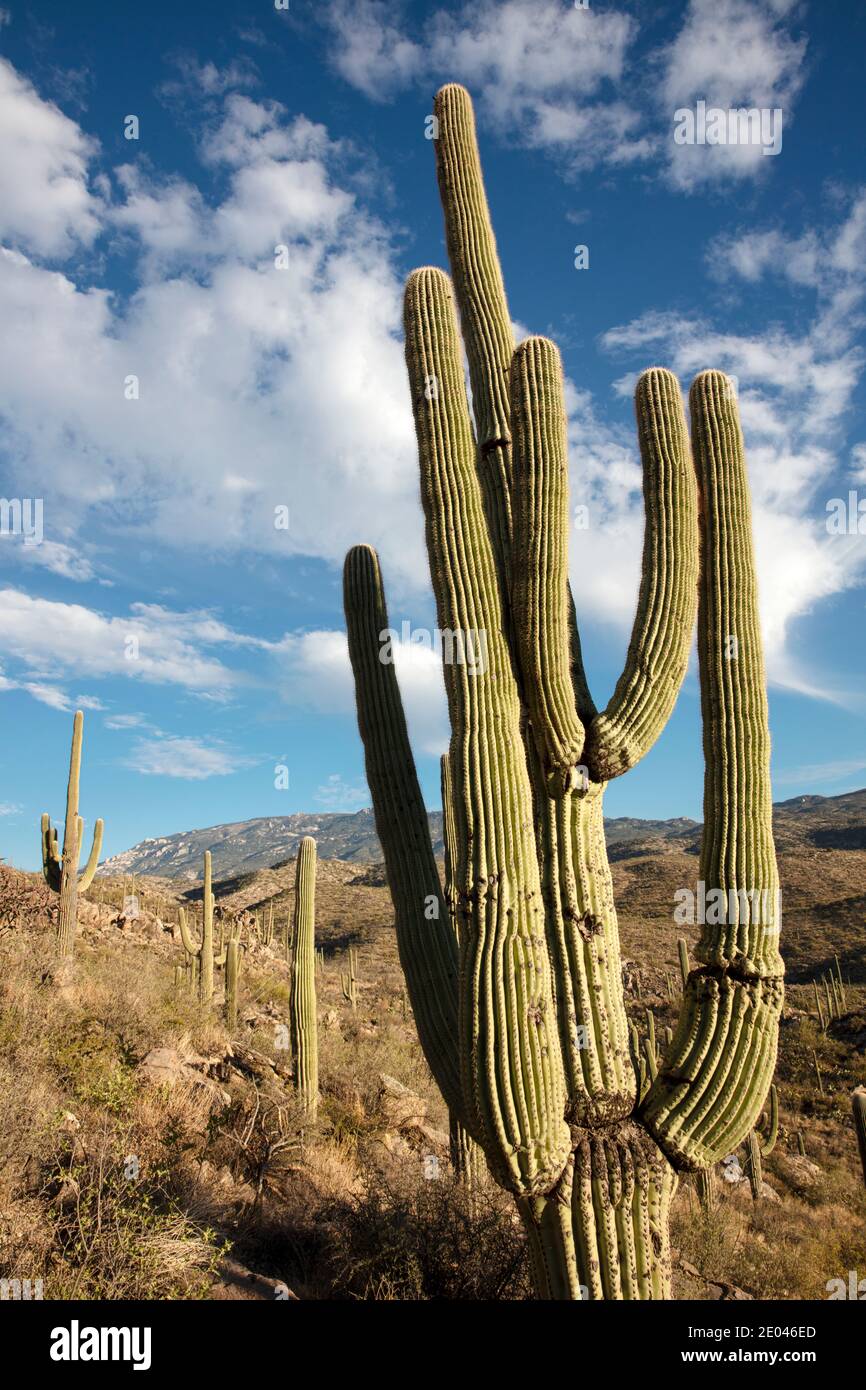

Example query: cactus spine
[178,851,225,1005]
[41,710,104,956]
[342,84,783,1300]
[289,837,318,1114]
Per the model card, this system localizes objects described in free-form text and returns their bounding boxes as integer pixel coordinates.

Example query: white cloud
[599,189,866,703]
[104,712,149,730]
[322,0,808,185]
[0,801,22,817]
[0,57,103,257]
[0,68,427,596]
[775,756,866,787]
[659,0,807,190]
[0,590,254,695]
[325,0,647,171]
[125,735,250,780]
[0,535,96,581]
[275,626,449,755]
[314,772,370,809]
[326,0,422,101]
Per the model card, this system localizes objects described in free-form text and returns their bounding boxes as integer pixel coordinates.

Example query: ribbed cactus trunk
[225,939,240,1031]
[343,84,783,1299]
[41,710,104,958]
[200,850,215,1005]
[440,753,484,1185]
[289,837,318,1115]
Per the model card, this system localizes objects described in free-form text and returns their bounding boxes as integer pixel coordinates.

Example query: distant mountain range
[98,789,866,882]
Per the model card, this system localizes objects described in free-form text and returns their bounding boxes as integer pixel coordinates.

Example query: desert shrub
[318,1165,530,1300]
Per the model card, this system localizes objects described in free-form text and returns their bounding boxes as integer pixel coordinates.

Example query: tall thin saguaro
[343,84,783,1299]
[289,837,319,1115]
[41,710,104,957]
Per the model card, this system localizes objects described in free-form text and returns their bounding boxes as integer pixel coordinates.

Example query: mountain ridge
[98,788,866,882]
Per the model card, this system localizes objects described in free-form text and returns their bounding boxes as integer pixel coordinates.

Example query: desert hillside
[0,790,864,1300]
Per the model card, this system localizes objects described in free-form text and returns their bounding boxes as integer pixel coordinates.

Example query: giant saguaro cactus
[178,851,225,1005]
[289,837,318,1115]
[343,84,783,1300]
[41,709,104,957]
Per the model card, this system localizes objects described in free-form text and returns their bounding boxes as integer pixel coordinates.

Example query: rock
[378,1073,427,1129]
[322,1009,339,1030]
[774,1153,822,1191]
[758,1181,781,1204]
[210,1256,297,1301]
[412,1121,450,1152]
[138,1048,229,1106]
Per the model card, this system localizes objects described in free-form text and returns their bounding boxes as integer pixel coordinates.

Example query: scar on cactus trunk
[343,84,783,1300]
[41,709,104,958]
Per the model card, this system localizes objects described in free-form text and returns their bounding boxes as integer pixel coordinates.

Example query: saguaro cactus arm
[640,373,784,1169]
[583,368,699,782]
[343,545,463,1123]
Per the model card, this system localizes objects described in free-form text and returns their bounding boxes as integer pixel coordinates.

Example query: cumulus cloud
[0,68,426,596]
[321,0,808,186]
[0,590,256,696]
[0,57,103,257]
[599,194,866,700]
[658,0,807,190]
[314,772,370,809]
[275,625,449,756]
[326,0,423,101]
[125,735,251,779]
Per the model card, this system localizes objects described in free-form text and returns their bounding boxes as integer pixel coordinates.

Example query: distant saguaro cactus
[178,851,225,1005]
[225,939,241,1031]
[342,84,783,1299]
[41,710,104,957]
[289,837,318,1114]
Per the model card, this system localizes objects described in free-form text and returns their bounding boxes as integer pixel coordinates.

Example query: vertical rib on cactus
[289,837,318,1115]
[640,374,784,1171]
[225,939,240,1031]
[41,709,105,957]
[441,753,483,1183]
[343,82,782,1298]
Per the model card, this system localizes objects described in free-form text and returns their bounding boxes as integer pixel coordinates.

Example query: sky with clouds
[0,0,864,871]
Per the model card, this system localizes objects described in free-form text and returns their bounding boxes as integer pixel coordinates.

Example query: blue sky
[0,0,864,872]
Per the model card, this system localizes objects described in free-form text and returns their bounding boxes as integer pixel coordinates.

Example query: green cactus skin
[441,753,484,1184]
[225,939,240,1031]
[41,710,105,957]
[677,937,690,990]
[852,1088,866,1189]
[747,1129,764,1201]
[696,1165,717,1212]
[177,851,225,1005]
[758,1083,779,1155]
[797,1130,807,1157]
[289,837,318,1115]
[342,84,782,1299]
[340,945,359,1011]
